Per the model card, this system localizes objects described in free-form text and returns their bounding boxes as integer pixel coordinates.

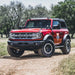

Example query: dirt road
[0,48,75,75]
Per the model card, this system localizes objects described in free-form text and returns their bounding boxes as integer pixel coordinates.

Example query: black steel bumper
[8,40,45,50]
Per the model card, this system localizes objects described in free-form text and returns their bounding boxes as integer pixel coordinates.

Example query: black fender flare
[62,34,71,44]
[43,34,54,41]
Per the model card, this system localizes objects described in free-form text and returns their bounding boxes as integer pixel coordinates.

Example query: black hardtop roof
[52,18,65,22]
[30,18,65,22]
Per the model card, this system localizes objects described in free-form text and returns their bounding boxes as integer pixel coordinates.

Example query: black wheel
[7,46,24,57]
[34,50,38,54]
[61,39,71,54]
[38,40,55,57]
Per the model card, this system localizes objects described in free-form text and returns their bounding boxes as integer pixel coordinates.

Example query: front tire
[38,40,55,57]
[7,46,24,57]
[61,39,71,54]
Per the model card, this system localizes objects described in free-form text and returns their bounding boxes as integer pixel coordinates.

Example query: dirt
[0,48,75,75]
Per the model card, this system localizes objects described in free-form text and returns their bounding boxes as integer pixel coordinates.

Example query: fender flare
[43,34,54,41]
[63,34,71,44]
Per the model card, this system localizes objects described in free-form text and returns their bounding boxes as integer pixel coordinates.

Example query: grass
[71,39,75,48]
[57,54,75,75]
[71,43,75,48]
[0,38,8,57]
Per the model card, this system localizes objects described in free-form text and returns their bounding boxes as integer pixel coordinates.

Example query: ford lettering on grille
[13,33,34,39]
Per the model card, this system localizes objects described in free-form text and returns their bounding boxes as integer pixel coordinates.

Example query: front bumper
[8,40,44,50]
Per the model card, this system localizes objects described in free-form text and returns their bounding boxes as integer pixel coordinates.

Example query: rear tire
[7,46,24,57]
[61,39,71,54]
[38,40,55,57]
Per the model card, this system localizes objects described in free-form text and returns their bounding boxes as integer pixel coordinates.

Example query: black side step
[55,45,64,49]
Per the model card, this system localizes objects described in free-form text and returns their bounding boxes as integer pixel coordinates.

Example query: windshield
[26,20,51,28]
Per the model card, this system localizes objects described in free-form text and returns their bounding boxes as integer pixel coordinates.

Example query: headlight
[32,33,42,39]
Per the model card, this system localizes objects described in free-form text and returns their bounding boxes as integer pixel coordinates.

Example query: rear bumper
[8,40,44,50]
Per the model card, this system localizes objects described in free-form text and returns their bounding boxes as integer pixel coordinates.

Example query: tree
[0,1,25,37]
[9,1,25,29]
[52,0,75,38]
[0,5,10,37]
[24,5,49,20]
[0,1,52,38]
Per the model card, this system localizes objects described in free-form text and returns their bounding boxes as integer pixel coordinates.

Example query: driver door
[52,20,62,45]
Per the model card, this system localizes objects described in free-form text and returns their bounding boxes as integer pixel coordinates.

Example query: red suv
[7,18,71,57]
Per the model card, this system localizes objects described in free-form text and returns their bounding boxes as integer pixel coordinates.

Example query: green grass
[58,54,75,75]
[0,38,8,57]
[71,39,75,48]
[71,43,75,48]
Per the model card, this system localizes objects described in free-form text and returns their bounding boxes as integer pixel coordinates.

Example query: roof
[51,18,65,22]
[30,18,65,22]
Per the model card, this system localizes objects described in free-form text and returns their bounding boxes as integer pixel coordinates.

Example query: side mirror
[53,24,60,29]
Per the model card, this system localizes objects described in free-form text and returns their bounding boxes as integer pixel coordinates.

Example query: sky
[0,0,64,10]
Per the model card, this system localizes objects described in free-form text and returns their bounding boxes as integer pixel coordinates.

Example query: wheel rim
[44,43,53,54]
[11,48,21,54]
[66,41,71,52]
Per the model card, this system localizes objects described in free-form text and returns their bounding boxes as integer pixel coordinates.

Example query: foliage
[52,0,75,38]
[0,39,8,56]
[0,2,51,38]
[58,54,75,75]
[0,0,75,38]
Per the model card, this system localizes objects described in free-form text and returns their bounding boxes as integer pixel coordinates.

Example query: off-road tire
[61,39,71,54]
[7,46,24,57]
[38,40,55,57]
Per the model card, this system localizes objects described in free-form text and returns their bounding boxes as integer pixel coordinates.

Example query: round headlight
[36,33,42,38]
[32,33,42,39]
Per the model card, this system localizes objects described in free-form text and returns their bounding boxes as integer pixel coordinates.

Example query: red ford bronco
[7,18,71,57]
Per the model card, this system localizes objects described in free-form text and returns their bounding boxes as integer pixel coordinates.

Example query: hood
[10,28,41,33]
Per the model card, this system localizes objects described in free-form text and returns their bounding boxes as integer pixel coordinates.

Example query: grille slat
[12,33,35,39]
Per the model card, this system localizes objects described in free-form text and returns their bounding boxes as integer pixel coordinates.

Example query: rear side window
[60,21,67,28]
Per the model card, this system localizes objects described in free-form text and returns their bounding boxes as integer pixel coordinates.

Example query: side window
[53,21,60,29]
[60,21,67,28]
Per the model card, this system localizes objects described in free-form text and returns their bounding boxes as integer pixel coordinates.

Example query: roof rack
[30,17,65,22]
[31,17,50,20]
